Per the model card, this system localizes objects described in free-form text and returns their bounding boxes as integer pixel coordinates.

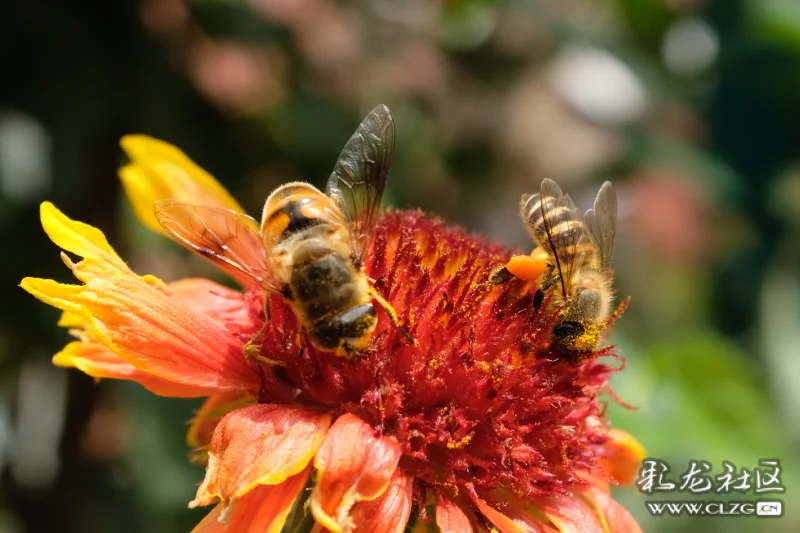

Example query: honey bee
[499,179,618,357]
[154,105,412,358]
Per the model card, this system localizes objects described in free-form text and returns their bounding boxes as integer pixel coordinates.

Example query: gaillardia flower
[22,134,645,532]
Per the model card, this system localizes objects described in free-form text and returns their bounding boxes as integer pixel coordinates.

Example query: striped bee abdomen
[521,193,596,270]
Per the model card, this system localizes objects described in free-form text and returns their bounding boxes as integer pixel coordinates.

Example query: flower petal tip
[602,430,647,487]
[191,405,330,508]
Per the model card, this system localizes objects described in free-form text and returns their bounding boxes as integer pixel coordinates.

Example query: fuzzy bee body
[518,179,618,357]
[262,189,377,352]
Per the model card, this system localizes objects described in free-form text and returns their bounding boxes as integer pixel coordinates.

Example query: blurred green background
[1,0,799,531]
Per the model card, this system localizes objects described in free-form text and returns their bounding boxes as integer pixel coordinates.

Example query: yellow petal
[119,135,247,233]
[20,277,88,318]
[40,202,128,272]
[57,310,88,329]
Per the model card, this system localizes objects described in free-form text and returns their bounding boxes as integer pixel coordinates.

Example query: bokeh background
[1,0,799,531]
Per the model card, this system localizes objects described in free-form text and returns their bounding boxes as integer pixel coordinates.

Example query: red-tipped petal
[471,494,556,533]
[436,491,476,533]
[585,488,642,533]
[311,414,402,533]
[349,468,413,533]
[191,465,311,533]
[191,404,330,508]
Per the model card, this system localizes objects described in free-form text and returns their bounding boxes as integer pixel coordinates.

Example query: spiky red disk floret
[217,209,621,506]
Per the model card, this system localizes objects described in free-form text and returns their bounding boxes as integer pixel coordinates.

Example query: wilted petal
[311,414,402,533]
[54,340,211,398]
[599,429,646,487]
[349,468,413,533]
[436,491,476,533]
[585,487,642,533]
[471,494,556,533]
[191,466,311,533]
[119,135,251,234]
[191,404,330,508]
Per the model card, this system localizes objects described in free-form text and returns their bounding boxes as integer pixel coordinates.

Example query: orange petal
[536,495,607,533]
[311,414,402,533]
[191,404,330,508]
[349,468,414,533]
[22,203,260,392]
[471,494,555,533]
[54,340,212,398]
[187,391,257,452]
[599,430,646,487]
[584,487,642,533]
[436,491,476,533]
[506,254,548,282]
[119,135,251,235]
[191,465,311,533]
[22,274,258,393]
[166,278,256,329]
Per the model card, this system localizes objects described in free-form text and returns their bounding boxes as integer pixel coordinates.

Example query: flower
[21,135,645,532]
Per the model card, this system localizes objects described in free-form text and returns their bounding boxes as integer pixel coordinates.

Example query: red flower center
[221,210,619,500]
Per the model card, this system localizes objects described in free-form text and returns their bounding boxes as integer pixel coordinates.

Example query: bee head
[550,320,600,359]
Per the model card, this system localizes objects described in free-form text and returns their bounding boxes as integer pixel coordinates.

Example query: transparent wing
[582,181,617,271]
[539,179,586,297]
[325,104,394,260]
[155,200,275,290]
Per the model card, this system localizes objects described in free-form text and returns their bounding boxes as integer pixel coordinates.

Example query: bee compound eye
[552,321,584,340]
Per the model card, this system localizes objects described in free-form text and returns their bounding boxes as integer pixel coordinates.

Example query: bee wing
[155,200,276,291]
[538,178,586,298]
[325,104,394,260]
[582,181,617,271]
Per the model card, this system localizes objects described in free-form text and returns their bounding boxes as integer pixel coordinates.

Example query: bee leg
[369,287,417,346]
[486,265,514,286]
[533,288,545,311]
[244,297,286,368]
[540,274,561,293]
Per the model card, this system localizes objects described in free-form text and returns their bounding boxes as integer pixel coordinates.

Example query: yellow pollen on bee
[570,323,600,353]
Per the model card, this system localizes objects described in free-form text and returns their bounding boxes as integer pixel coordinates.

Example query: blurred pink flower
[629,168,711,262]
[188,40,287,113]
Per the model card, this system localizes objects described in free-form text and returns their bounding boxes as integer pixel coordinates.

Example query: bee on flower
[153,105,413,359]
[492,179,621,360]
[21,106,645,533]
